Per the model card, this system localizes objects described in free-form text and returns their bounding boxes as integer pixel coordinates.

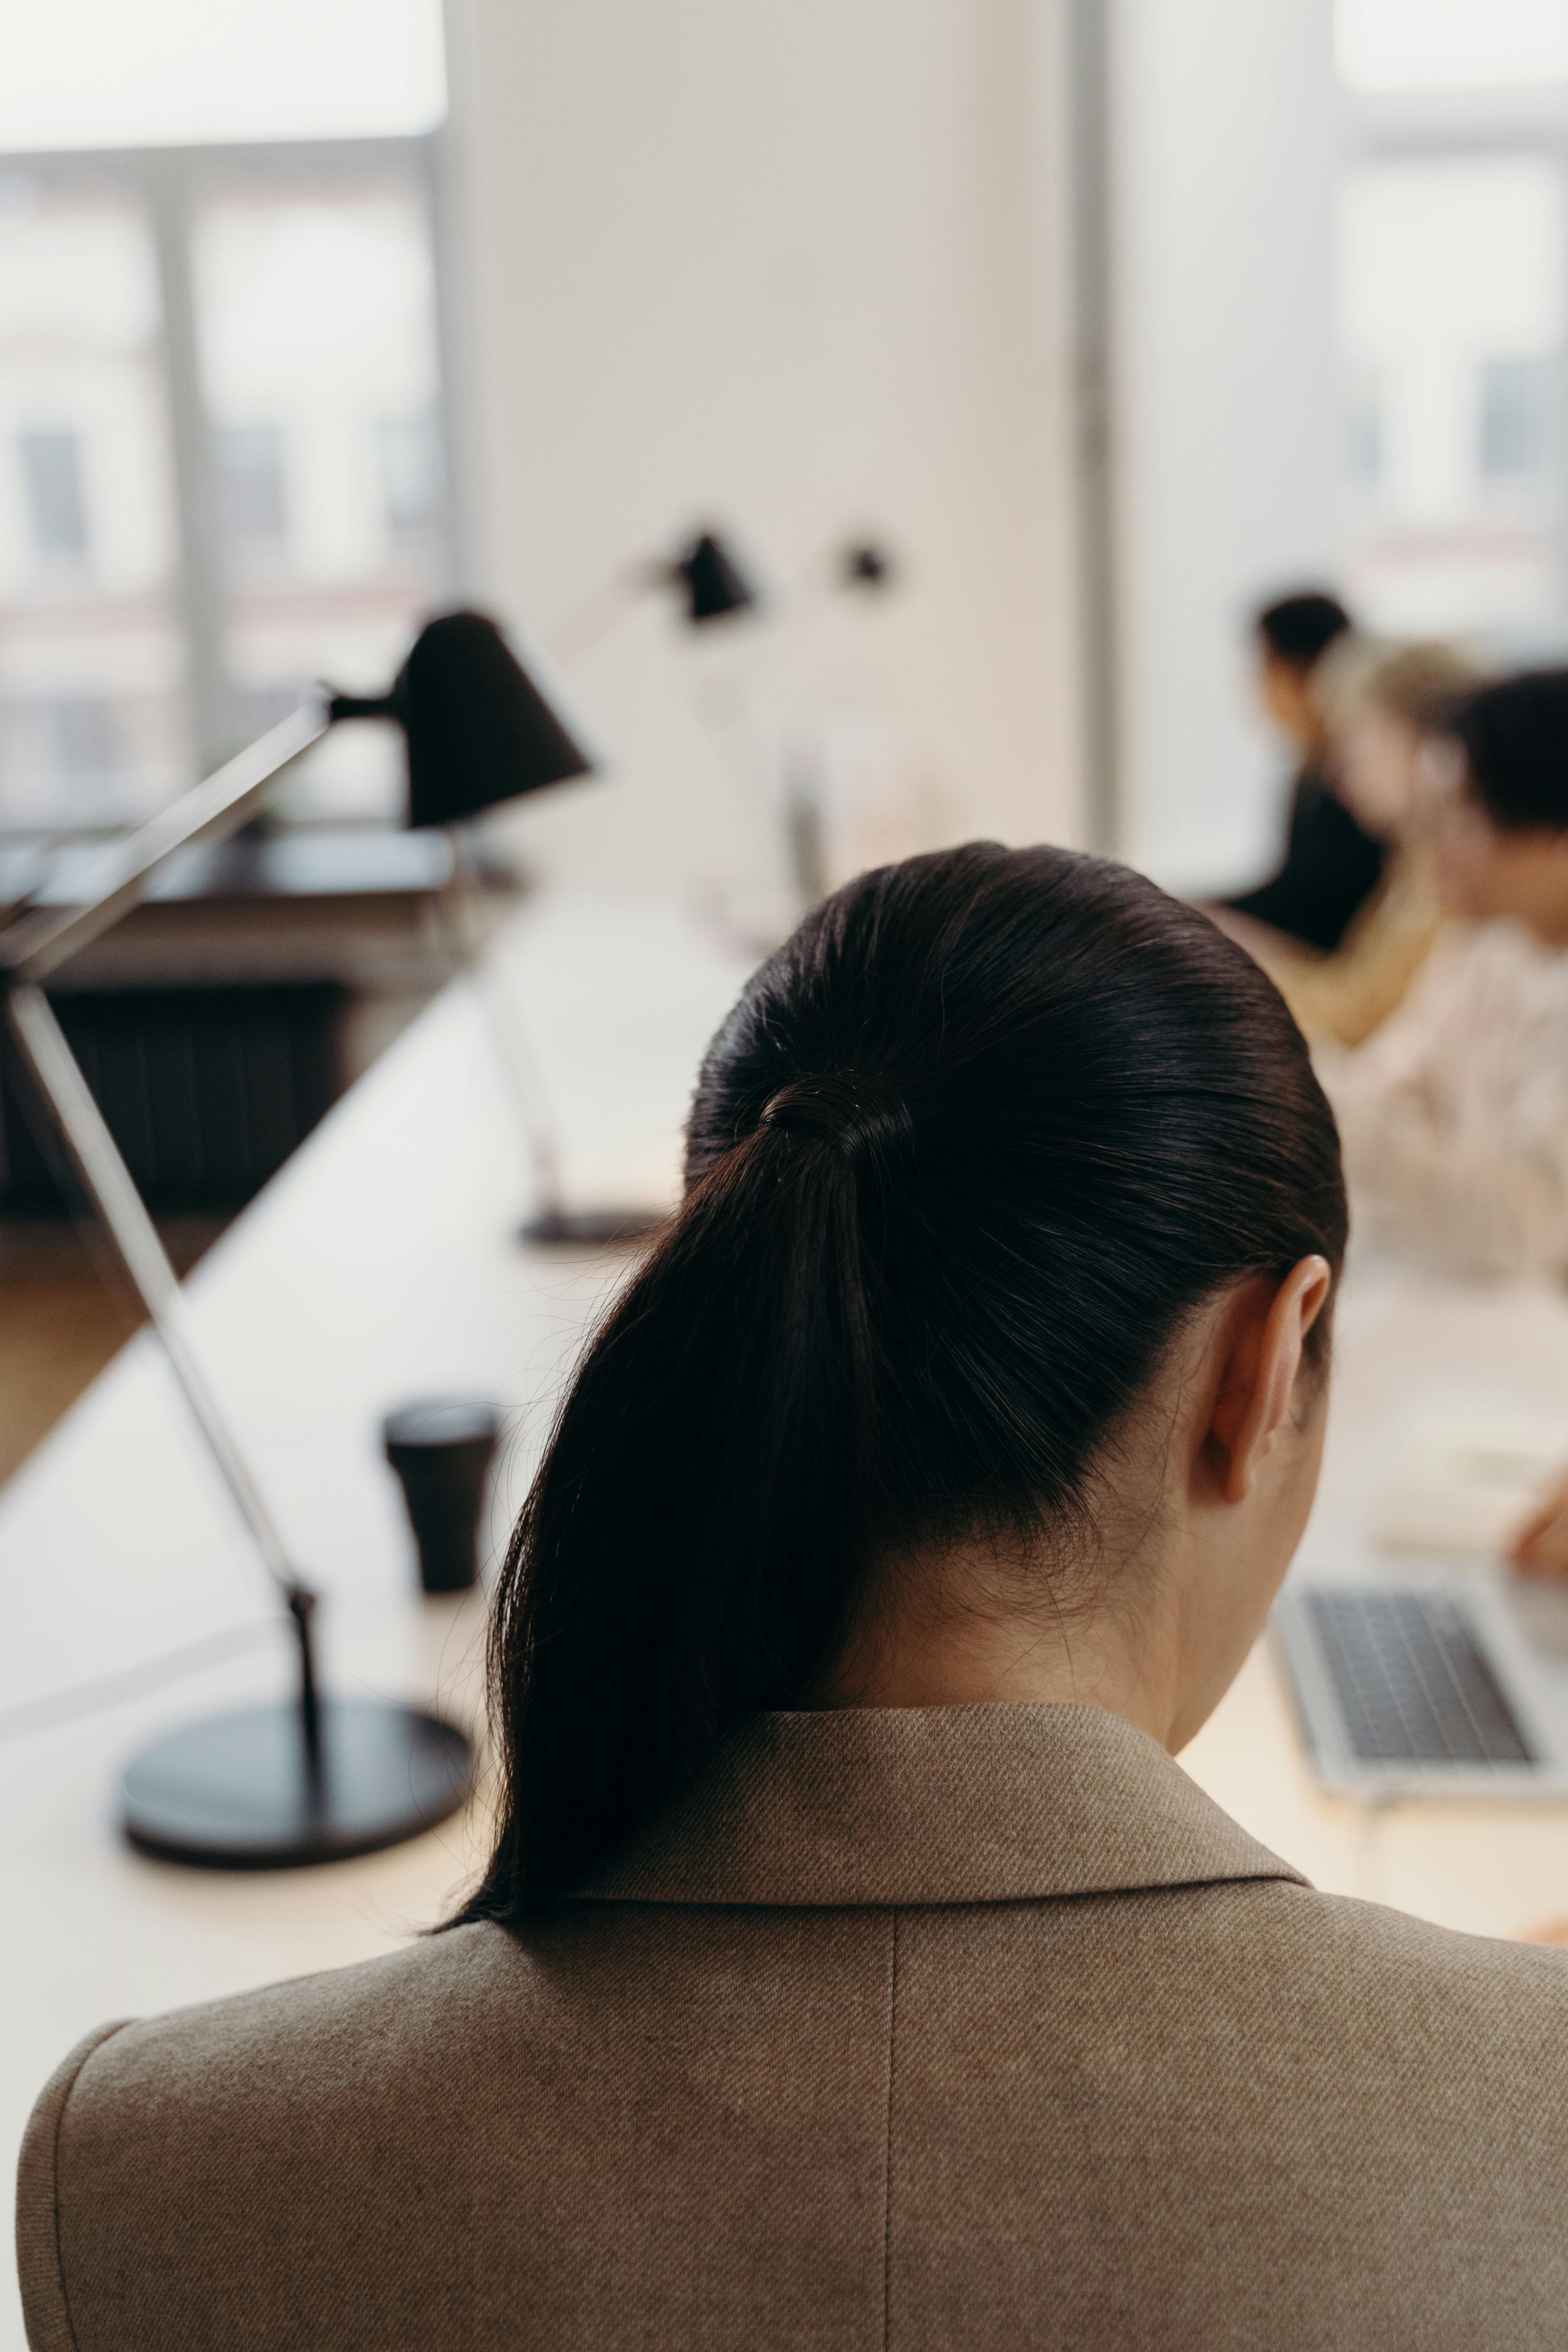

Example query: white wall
[1112,0,1340,895]
[441,0,1081,900]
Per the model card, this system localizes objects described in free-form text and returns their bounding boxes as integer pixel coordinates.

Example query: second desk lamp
[551,527,759,665]
[365,534,760,1247]
[329,608,688,1248]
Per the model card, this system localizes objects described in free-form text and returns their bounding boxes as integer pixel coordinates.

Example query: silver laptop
[1273,1571,1568,1801]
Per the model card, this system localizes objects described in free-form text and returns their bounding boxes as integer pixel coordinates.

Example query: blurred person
[1321,668,1568,1279]
[1247,637,1480,1047]
[23,845,1568,2351]
[1218,589,1386,955]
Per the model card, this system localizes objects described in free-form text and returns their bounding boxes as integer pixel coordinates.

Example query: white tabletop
[7,888,1568,2347]
[1184,1260,1568,1938]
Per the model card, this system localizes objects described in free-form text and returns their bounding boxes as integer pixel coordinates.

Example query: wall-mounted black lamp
[551,525,762,666]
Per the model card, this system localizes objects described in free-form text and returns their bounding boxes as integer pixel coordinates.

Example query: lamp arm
[4,699,330,987]
[2,981,304,1606]
[0,705,338,1758]
[547,559,667,668]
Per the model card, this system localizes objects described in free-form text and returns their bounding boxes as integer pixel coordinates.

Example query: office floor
[0,1215,227,1486]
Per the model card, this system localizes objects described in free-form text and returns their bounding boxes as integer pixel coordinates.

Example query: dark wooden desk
[0,829,511,1211]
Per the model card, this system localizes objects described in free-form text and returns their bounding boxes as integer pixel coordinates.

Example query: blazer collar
[578,1702,1305,1909]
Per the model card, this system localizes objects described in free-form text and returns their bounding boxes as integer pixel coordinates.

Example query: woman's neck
[820,1545,1181,1747]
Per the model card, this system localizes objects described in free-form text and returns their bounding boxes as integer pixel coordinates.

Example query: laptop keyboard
[1305,1588,1537,1767]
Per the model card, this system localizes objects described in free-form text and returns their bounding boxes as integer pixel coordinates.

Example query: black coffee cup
[381,1398,502,1594]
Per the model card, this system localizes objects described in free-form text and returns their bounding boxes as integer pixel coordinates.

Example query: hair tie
[760,1070,914,1163]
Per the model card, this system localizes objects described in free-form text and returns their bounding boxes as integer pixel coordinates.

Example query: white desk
[0,891,756,2350]
[1184,1265,1568,1938]
[7,889,1568,2347]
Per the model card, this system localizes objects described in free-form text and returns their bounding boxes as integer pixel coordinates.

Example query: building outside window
[1336,0,1568,650]
[377,410,444,549]
[1479,353,1561,479]
[0,0,455,835]
[214,423,288,552]
[19,429,90,560]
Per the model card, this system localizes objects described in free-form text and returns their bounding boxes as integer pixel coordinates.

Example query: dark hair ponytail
[455,844,1346,1921]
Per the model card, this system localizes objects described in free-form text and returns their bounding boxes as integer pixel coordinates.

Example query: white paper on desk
[1371,1410,1567,1559]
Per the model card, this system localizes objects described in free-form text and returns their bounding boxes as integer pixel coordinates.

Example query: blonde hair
[1317,634,1485,737]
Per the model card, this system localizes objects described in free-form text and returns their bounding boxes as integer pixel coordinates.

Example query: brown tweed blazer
[18,1703,1568,2348]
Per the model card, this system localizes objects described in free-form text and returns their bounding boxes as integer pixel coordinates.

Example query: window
[0,0,445,153]
[1335,2,1568,649]
[0,0,451,835]
[378,412,443,547]
[214,425,287,551]
[51,695,123,781]
[1346,372,1386,490]
[0,177,187,825]
[1480,355,1561,479]
[20,430,89,559]
[0,693,134,828]
[1337,0,1568,93]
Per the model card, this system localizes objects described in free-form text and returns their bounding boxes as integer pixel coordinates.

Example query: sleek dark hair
[1454,669,1568,831]
[1257,591,1352,671]
[455,844,1346,1922]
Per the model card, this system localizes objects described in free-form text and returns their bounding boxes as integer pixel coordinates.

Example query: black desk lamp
[329,612,671,1248]
[672,530,757,624]
[326,608,593,823]
[0,610,596,1867]
[551,526,760,665]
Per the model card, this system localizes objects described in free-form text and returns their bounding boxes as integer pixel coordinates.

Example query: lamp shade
[670,532,758,626]
[329,610,598,830]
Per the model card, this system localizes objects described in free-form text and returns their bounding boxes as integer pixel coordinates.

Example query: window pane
[0,0,445,153]
[0,175,188,829]
[1479,356,1561,479]
[20,430,89,557]
[214,423,288,549]
[1338,154,1566,639]
[1336,0,1568,90]
[377,411,444,548]
[191,170,449,820]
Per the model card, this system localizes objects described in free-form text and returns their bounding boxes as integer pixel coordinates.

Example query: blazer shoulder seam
[21,2020,136,2352]
[882,1907,898,2352]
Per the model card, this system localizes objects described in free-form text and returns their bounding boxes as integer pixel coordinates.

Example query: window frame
[0,129,465,838]
[1338,72,1568,631]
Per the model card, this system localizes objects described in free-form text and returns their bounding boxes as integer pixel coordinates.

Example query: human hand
[1510,1470,1568,1577]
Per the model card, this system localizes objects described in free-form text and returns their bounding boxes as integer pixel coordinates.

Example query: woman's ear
[1206,1257,1332,1505]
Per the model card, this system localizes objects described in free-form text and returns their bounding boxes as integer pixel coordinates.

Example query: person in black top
[1222,592,1386,956]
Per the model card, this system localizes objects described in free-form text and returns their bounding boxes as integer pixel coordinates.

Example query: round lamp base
[122,1698,472,1870]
